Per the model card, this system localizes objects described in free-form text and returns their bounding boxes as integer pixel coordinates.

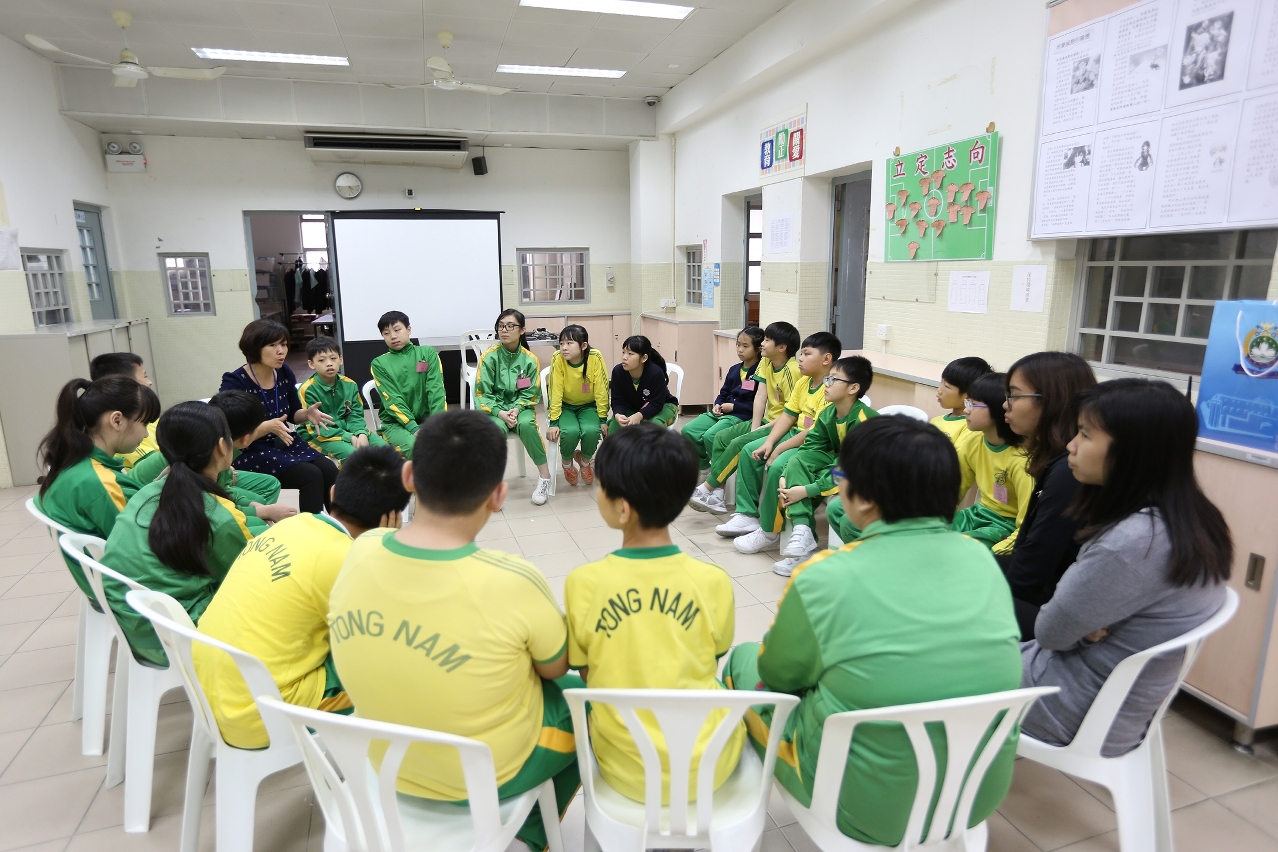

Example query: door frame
[74,204,118,320]
[828,171,872,349]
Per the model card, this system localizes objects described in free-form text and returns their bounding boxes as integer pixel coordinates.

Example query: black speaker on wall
[472,155,488,176]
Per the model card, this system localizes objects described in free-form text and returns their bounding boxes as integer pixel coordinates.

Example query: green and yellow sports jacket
[299,374,372,445]
[370,343,447,434]
[475,344,541,413]
[795,399,878,498]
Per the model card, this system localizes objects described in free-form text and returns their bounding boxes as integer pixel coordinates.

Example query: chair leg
[79,610,114,756]
[583,820,601,852]
[71,598,87,722]
[1110,751,1159,852]
[1148,729,1174,852]
[106,658,129,788]
[181,726,215,852]
[517,443,527,478]
[123,665,162,833]
[215,756,262,852]
[538,780,565,852]
[548,440,558,496]
[724,473,736,506]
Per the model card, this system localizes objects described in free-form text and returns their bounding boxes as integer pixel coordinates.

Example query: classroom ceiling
[5,0,796,98]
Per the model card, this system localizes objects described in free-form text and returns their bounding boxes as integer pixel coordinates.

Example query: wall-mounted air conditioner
[304,133,469,169]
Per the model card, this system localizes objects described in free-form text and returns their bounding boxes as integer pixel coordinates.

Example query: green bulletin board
[885,132,999,262]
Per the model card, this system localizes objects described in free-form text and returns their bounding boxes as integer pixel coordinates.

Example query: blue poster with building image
[1196,300,1278,453]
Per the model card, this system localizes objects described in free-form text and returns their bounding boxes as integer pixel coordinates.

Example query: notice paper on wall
[0,227,18,271]
[948,270,990,314]
[768,213,794,254]
[1010,265,1048,312]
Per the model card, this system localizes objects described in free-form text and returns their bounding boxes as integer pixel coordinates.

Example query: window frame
[1071,230,1276,377]
[516,248,590,305]
[22,250,73,327]
[159,252,216,317]
[747,201,763,295]
[684,246,703,306]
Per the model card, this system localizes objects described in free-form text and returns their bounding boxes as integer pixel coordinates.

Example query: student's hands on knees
[712,403,723,416]
[260,416,294,445]
[779,485,807,507]
[614,414,630,427]
[600,421,609,437]
[352,433,369,449]
[720,402,734,414]
[500,409,518,428]
[546,426,560,442]
[534,651,569,680]
[752,442,773,462]
[1084,627,1109,643]
[253,502,298,523]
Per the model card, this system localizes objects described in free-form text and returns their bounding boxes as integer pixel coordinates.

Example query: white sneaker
[704,492,729,515]
[690,485,726,514]
[773,556,801,577]
[781,524,818,558]
[715,513,760,537]
[735,528,779,554]
[531,478,552,506]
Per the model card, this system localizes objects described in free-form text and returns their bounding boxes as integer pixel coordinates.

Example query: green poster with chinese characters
[885,132,999,262]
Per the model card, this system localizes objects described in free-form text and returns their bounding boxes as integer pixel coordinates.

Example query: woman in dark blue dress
[220,319,338,513]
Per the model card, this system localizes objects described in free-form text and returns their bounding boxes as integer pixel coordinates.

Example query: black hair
[89,352,144,381]
[967,372,1022,446]
[830,356,873,400]
[738,326,764,361]
[411,410,506,515]
[558,324,591,361]
[330,445,411,531]
[496,308,529,350]
[1070,379,1232,588]
[838,416,961,524]
[763,321,800,359]
[39,377,161,497]
[941,356,992,394]
[801,331,842,360]
[306,336,341,360]
[207,391,267,442]
[238,319,290,364]
[1005,351,1097,480]
[595,423,699,529]
[378,310,410,333]
[622,335,666,373]
[149,402,234,577]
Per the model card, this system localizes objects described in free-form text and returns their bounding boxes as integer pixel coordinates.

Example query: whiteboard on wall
[330,211,502,346]
[1030,0,1278,239]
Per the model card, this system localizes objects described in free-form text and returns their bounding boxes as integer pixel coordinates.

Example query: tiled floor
[1,439,1277,851]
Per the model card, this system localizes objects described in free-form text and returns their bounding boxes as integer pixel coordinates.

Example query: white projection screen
[331,211,502,346]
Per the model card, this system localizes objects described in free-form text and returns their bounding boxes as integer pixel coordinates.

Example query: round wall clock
[334,172,362,199]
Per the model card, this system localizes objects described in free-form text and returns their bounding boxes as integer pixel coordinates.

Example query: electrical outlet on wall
[606,265,615,288]
[877,324,892,340]
[659,298,676,309]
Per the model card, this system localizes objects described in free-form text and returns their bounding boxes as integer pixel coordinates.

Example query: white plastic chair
[539,365,559,496]
[125,589,305,852]
[258,695,566,852]
[878,404,927,421]
[26,499,114,757]
[1017,588,1239,852]
[362,379,380,433]
[460,329,497,412]
[60,533,183,833]
[666,364,685,425]
[860,394,871,409]
[779,687,1057,852]
[564,687,799,852]
[828,523,844,549]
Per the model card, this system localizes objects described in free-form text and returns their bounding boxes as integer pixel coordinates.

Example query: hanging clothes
[313,267,331,312]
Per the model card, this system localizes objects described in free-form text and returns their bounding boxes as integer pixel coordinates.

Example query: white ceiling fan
[25,10,225,88]
[385,31,510,95]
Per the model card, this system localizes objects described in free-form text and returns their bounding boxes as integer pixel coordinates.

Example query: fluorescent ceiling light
[497,64,625,78]
[192,48,349,66]
[519,0,693,20]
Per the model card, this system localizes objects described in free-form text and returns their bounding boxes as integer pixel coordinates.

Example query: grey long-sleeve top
[1020,509,1225,756]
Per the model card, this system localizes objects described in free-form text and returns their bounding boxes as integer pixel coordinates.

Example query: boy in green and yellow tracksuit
[370,311,447,456]
[715,332,842,556]
[545,336,609,486]
[772,356,877,575]
[299,336,388,464]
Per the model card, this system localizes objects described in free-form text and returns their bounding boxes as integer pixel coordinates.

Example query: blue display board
[1196,300,1278,453]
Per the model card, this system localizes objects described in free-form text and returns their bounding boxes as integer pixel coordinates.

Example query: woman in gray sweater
[1021,379,1232,756]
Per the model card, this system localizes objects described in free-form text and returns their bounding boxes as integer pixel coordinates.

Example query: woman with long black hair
[1021,378,1232,756]
[608,335,677,430]
[101,402,255,666]
[219,319,337,513]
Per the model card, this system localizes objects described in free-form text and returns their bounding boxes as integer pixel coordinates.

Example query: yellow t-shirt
[930,413,969,445]
[119,421,159,470]
[956,431,1035,554]
[754,357,802,423]
[328,533,568,799]
[194,513,355,749]
[782,375,832,431]
[564,545,743,803]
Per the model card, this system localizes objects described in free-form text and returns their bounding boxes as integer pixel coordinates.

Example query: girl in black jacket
[607,336,678,431]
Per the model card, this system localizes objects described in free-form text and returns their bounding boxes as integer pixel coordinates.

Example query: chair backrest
[539,365,552,415]
[563,688,799,843]
[878,404,928,422]
[362,379,379,413]
[461,330,498,409]
[258,695,514,852]
[666,363,685,400]
[26,497,75,541]
[1067,586,1239,756]
[808,687,1057,849]
[60,532,149,653]
[125,589,292,751]
[860,393,871,409]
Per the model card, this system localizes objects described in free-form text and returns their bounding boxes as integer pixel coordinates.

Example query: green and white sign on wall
[885,132,999,262]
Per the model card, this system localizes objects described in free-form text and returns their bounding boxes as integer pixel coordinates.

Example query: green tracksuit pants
[826,498,863,544]
[556,404,602,464]
[309,432,389,463]
[380,423,418,457]
[489,408,548,467]
[681,412,748,470]
[951,504,1017,549]
[735,432,800,532]
[706,422,774,489]
[781,449,837,531]
[606,402,678,433]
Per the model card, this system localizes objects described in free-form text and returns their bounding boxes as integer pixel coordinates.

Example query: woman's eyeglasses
[496,323,522,332]
[1006,393,1043,402]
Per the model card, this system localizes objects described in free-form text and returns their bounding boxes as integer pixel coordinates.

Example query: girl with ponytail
[607,335,677,431]
[37,376,160,602]
[101,402,256,666]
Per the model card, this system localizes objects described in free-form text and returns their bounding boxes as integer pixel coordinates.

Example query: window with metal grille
[161,254,215,315]
[1076,230,1276,375]
[685,247,703,305]
[300,213,329,268]
[518,250,588,304]
[22,252,73,327]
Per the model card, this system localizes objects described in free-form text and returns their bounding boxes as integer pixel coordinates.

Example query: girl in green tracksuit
[476,309,553,505]
[101,401,255,667]
[36,376,161,603]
